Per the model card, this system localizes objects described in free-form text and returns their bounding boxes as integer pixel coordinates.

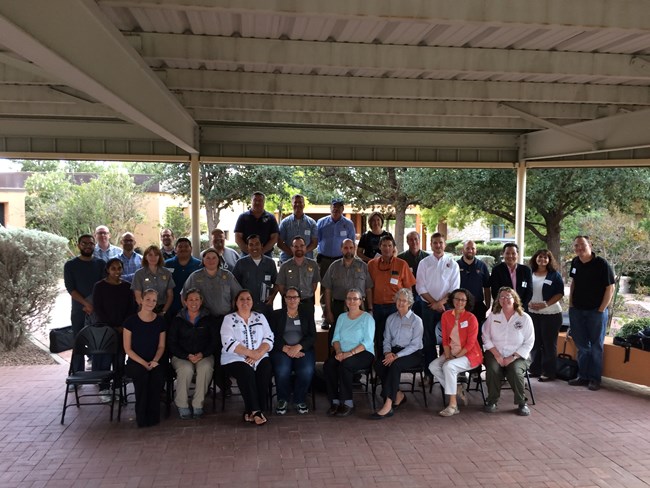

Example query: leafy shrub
[0,228,68,351]
[615,318,650,338]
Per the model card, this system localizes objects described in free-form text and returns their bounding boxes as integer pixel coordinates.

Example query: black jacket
[168,308,219,359]
[489,262,533,310]
[269,307,317,352]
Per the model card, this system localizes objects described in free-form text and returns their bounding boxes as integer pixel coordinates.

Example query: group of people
[63,191,615,427]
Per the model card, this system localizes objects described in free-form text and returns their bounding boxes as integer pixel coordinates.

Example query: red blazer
[441,309,483,368]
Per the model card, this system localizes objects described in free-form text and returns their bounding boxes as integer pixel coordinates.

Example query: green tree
[156,163,291,232]
[297,167,427,252]
[163,206,192,238]
[24,171,145,244]
[18,160,62,172]
[411,168,650,261]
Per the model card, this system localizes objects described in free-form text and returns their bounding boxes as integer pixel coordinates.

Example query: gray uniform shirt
[131,266,175,305]
[276,257,320,299]
[321,257,374,300]
[182,267,242,317]
[232,255,277,309]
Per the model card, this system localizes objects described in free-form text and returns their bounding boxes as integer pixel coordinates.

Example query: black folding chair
[61,324,119,424]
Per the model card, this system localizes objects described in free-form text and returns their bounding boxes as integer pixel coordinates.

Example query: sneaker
[568,377,589,386]
[275,399,288,415]
[439,405,460,417]
[296,403,309,415]
[517,404,531,416]
[193,408,204,419]
[98,389,112,404]
[178,407,192,420]
[588,381,601,391]
[483,403,498,413]
[335,404,354,417]
[457,386,468,406]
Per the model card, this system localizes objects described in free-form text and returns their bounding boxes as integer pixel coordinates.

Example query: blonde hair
[492,287,524,315]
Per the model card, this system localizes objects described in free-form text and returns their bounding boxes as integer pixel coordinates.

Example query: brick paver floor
[1,364,649,488]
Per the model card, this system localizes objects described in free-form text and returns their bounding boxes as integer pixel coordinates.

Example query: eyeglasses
[499,295,514,301]
[285,295,300,300]
[79,241,95,246]
[346,297,361,301]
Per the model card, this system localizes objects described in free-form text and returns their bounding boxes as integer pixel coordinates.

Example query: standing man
[321,239,374,340]
[490,242,533,312]
[234,191,279,257]
[63,234,105,372]
[416,232,460,370]
[165,237,202,321]
[397,231,429,317]
[368,235,416,354]
[160,229,176,261]
[277,236,320,318]
[489,243,533,311]
[92,225,121,261]
[457,240,491,325]
[118,232,142,283]
[211,228,239,271]
[233,234,278,317]
[568,236,615,391]
[277,194,318,263]
[316,198,357,329]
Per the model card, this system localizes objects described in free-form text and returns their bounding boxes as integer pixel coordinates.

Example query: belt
[319,254,342,260]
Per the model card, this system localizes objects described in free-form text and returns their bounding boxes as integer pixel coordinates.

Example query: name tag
[304,230,311,236]
[265,275,271,281]
[294,319,301,325]
[522,281,528,288]
[390,277,399,285]
[571,267,576,274]
[543,279,552,286]
[339,231,347,237]
[460,321,468,329]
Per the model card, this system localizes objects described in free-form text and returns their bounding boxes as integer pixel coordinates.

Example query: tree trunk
[205,201,221,234]
[393,201,408,253]
[544,215,563,266]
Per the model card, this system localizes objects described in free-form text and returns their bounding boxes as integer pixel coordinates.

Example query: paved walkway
[1,365,649,488]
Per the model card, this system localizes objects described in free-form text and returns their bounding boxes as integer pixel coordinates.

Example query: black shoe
[369,409,394,420]
[588,380,601,391]
[320,322,330,330]
[528,372,541,378]
[326,404,339,417]
[568,377,589,386]
[393,395,407,409]
[517,404,530,416]
[336,404,355,417]
[538,375,555,382]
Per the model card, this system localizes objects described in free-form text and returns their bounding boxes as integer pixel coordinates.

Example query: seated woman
[269,286,316,415]
[482,287,535,416]
[123,288,166,428]
[168,288,218,420]
[221,289,274,426]
[429,288,483,417]
[371,288,423,419]
[324,288,375,417]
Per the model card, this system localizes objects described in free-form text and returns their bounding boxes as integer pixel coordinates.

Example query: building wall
[0,190,26,228]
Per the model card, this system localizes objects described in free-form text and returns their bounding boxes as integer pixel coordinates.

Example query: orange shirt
[368,256,416,305]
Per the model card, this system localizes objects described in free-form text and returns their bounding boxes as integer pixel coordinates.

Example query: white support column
[190,154,201,257]
[515,161,527,261]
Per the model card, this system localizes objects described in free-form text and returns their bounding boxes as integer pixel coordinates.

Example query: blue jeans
[270,349,315,404]
[569,307,608,383]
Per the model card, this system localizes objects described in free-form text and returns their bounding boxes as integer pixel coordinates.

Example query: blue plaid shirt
[118,252,142,283]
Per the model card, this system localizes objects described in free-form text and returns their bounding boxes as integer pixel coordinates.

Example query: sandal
[252,411,267,426]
